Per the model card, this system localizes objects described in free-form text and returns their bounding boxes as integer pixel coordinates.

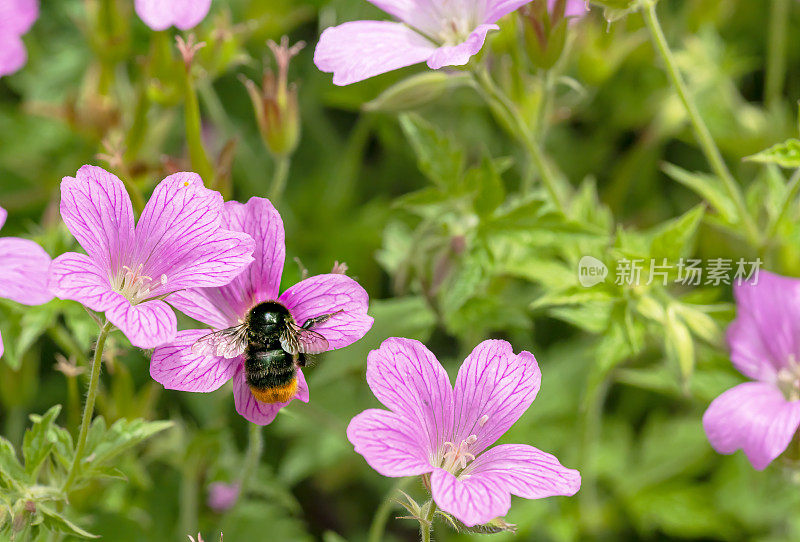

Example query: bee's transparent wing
[280,323,329,355]
[191,324,248,359]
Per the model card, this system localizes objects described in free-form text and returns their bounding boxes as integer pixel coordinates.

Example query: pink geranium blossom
[49,165,254,349]
[314,0,537,86]
[348,338,580,526]
[134,0,212,31]
[549,0,588,18]
[0,0,39,77]
[150,197,373,425]
[0,205,53,358]
[207,481,240,512]
[703,271,800,470]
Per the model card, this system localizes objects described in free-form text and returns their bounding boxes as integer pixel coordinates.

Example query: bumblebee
[192,301,337,403]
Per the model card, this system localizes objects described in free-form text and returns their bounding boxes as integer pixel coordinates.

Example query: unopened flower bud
[521,0,588,70]
[363,72,470,113]
[207,482,240,513]
[242,37,305,158]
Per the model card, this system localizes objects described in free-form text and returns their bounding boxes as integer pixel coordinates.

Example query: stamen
[111,264,162,305]
[478,414,489,427]
[441,435,478,473]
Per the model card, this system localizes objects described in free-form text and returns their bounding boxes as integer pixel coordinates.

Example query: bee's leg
[302,310,344,329]
[297,353,307,367]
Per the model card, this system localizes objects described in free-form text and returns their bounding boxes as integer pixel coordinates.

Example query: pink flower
[0,0,39,77]
[313,0,535,86]
[703,271,800,470]
[348,338,580,527]
[207,481,240,512]
[0,205,53,358]
[49,165,254,349]
[150,197,373,425]
[134,0,212,31]
[549,0,588,19]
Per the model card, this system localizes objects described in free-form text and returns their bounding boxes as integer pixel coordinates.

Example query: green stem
[368,478,412,542]
[270,156,291,204]
[472,68,566,211]
[239,423,264,496]
[62,321,113,494]
[180,461,199,536]
[641,1,760,247]
[765,0,790,111]
[420,500,437,542]
[183,67,215,185]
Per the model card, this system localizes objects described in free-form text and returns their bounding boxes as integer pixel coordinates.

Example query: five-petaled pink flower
[0,0,39,77]
[0,205,53,358]
[348,338,580,526]
[314,0,537,86]
[150,197,373,425]
[550,0,588,19]
[135,0,212,31]
[703,271,800,470]
[49,165,254,349]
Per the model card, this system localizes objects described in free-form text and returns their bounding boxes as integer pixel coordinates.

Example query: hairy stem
[765,0,790,111]
[183,67,215,186]
[270,155,291,204]
[472,68,566,211]
[368,478,412,542]
[641,1,760,246]
[62,321,113,494]
[239,423,264,495]
[420,500,437,542]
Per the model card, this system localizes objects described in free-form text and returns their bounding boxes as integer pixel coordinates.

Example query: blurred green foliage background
[3,0,800,540]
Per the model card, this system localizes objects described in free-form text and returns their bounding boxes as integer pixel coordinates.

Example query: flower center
[441,434,477,473]
[777,355,800,401]
[111,264,166,304]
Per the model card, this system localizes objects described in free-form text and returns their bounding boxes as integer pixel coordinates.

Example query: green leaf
[0,438,26,487]
[745,139,800,168]
[398,113,464,190]
[22,405,62,478]
[662,163,738,223]
[465,155,506,217]
[38,504,98,539]
[650,205,704,260]
[364,72,471,112]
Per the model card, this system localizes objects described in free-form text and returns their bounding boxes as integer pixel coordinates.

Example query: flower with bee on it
[0,205,53,359]
[150,197,373,425]
[48,165,255,349]
[347,338,580,527]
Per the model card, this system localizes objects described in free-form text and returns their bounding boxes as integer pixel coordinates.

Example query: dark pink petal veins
[150,329,240,392]
[106,297,177,349]
[48,252,117,311]
[347,409,434,477]
[430,467,511,527]
[453,340,541,454]
[279,273,373,350]
[365,338,454,459]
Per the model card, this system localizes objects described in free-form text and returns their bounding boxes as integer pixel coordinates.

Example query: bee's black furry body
[244,301,300,401]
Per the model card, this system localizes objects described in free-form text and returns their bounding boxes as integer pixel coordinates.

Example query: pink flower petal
[207,482,240,512]
[0,207,7,230]
[347,409,433,477]
[150,329,239,392]
[703,382,800,470]
[135,172,252,290]
[466,444,581,499]
[314,20,436,86]
[426,23,497,70]
[453,340,540,454]
[134,0,211,31]
[106,297,177,349]
[279,274,373,350]
[365,338,453,458]
[167,289,240,330]
[728,271,800,381]
[220,198,285,306]
[0,0,38,35]
[60,165,135,274]
[483,0,534,23]
[232,366,309,425]
[49,252,118,311]
[0,33,27,77]
[430,467,511,527]
[0,237,52,305]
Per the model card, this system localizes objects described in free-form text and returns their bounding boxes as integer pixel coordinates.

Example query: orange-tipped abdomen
[250,377,298,404]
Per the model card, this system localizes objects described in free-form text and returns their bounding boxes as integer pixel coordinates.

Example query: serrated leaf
[745,139,800,168]
[38,504,98,539]
[399,113,464,190]
[650,205,704,260]
[23,405,62,478]
[82,418,172,476]
[0,437,26,487]
[466,155,505,217]
[662,163,738,223]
